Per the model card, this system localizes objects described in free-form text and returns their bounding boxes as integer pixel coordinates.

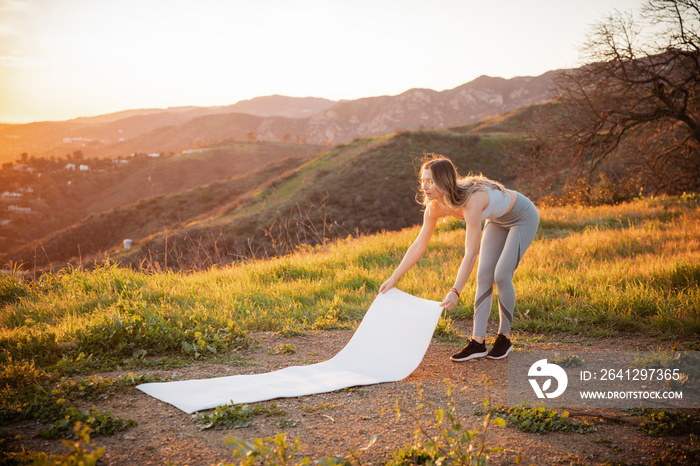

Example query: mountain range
[0,71,558,163]
[2,69,562,269]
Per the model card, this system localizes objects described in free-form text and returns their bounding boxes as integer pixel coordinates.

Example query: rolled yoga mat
[137,288,443,413]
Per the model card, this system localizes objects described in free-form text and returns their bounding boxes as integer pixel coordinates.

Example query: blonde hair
[418,153,507,208]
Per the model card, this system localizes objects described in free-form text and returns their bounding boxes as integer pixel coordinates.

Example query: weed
[58,372,165,401]
[631,351,700,392]
[388,384,504,466]
[302,402,340,413]
[0,381,67,424]
[433,315,461,342]
[277,419,300,428]
[387,403,503,466]
[223,432,363,465]
[0,363,161,425]
[38,407,136,439]
[193,402,288,430]
[649,434,700,465]
[490,403,596,434]
[0,357,51,389]
[550,354,585,368]
[251,402,288,418]
[224,433,306,466]
[340,387,367,396]
[269,343,297,355]
[0,422,105,465]
[194,403,253,430]
[624,408,700,437]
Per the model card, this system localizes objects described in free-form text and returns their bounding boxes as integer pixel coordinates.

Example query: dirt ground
[4,319,696,465]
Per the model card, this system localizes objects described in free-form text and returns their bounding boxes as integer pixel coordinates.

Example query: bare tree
[514,0,699,202]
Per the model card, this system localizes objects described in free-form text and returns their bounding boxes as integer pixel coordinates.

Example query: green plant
[433,315,461,342]
[0,357,52,389]
[631,352,700,392]
[269,343,297,355]
[223,433,305,465]
[624,408,700,437]
[193,403,253,430]
[387,385,504,466]
[1,364,163,425]
[0,422,105,466]
[550,354,585,367]
[251,402,288,418]
[387,403,503,466]
[650,434,700,465]
[58,372,165,401]
[38,407,137,439]
[0,381,67,424]
[223,433,353,466]
[193,401,289,430]
[491,403,595,434]
[277,419,299,428]
[302,402,340,413]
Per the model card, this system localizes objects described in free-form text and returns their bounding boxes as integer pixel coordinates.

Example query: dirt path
[5,321,694,465]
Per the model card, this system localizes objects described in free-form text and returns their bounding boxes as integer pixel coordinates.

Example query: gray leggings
[473,193,539,337]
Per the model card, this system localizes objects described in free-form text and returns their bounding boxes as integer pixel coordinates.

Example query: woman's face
[421,168,440,201]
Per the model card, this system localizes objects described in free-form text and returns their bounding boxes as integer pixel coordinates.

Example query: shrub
[490,403,595,434]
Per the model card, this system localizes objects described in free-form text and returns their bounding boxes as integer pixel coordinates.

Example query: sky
[0,0,647,124]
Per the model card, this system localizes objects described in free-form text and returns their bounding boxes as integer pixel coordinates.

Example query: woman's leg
[451,223,508,362]
[492,212,539,335]
[472,221,509,339]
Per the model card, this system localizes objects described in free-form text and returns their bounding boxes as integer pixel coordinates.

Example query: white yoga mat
[137,288,443,413]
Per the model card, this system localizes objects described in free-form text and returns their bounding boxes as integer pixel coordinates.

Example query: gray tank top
[481,187,511,220]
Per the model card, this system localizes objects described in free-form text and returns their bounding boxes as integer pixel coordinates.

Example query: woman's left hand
[440,290,459,310]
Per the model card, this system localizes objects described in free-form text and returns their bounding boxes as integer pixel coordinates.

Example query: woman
[379,154,539,361]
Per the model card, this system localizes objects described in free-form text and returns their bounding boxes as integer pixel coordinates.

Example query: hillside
[0,71,557,163]
[0,196,698,464]
[0,141,324,255]
[5,154,316,270]
[6,123,520,271]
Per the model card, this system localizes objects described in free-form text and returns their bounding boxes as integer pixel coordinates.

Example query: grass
[517,195,700,339]
[1,195,698,371]
[0,195,698,463]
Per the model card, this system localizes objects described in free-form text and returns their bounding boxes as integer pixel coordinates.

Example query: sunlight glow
[0,0,646,123]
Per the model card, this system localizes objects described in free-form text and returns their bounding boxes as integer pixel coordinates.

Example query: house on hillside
[79,164,89,171]
[65,163,76,171]
[12,165,35,173]
[63,137,93,143]
[8,205,32,214]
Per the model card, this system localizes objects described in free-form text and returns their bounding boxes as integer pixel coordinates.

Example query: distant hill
[0,141,324,254]
[6,117,527,271]
[0,71,558,163]
[0,96,336,163]
[225,95,337,118]
[301,72,558,143]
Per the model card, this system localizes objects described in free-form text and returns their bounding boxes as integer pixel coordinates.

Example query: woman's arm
[440,192,486,309]
[379,204,440,293]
